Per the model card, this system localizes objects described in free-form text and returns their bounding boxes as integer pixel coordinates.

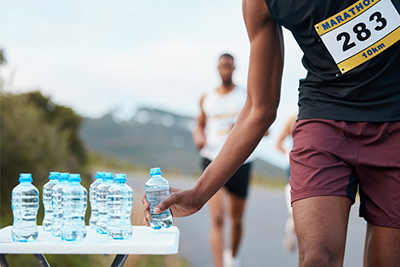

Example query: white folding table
[0,226,180,267]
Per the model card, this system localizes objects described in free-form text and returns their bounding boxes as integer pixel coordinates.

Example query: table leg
[110,254,128,267]
[0,254,10,267]
[33,254,50,267]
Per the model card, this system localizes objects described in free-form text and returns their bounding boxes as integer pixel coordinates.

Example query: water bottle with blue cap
[107,173,133,239]
[145,167,173,229]
[96,172,114,234]
[11,173,39,242]
[51,172,69,237]
[42,172,60,231]
[89,172,105,230]
[61,174,87,241]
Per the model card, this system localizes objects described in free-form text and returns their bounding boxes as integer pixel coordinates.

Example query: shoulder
[200,89,217,109]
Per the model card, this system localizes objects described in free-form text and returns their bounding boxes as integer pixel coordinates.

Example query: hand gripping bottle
[61,174,87,241]
[96,172,114,234]
[42,172,60,231]
[51,172,69,237]
[89,172,105,230]
[145,168,173,229]
[107,173,133,239]
[11,173,39,242]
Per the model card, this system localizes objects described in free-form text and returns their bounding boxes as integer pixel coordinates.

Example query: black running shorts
[202,157,252,198]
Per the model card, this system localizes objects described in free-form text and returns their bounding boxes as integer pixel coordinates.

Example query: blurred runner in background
[192,53,260,267]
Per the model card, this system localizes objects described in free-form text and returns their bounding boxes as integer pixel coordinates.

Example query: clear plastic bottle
[51,172,69,237]
[89,172,105,230]
[42,172,60,231]
[145,167,173,229]
[107,173,133,240]
[96,172,114,234]
[11,173,39,242]
[61,174,87,241]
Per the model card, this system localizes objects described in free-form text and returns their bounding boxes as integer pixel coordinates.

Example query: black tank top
[265,0,400,122]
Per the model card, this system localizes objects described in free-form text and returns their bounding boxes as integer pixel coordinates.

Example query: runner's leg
[363,224,400,267]
[208,188,226,267]
[229,193,246,258]
[293,196,351,267]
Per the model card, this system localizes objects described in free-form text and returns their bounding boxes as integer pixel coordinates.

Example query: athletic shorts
[202,158,252,198]
[290,119,400,228]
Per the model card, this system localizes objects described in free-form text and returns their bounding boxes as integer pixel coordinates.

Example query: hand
[142,187,203,226]
[193,131,206,150]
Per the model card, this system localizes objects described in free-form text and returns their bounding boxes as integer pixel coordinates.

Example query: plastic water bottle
[61,174,87,241]
[51,172,69,237]
[96,172,114,234]
[107,173,133,240]
[11,173,39,242]
[89,172,105,230]
[145,167,173,229]
[42,172,60,231]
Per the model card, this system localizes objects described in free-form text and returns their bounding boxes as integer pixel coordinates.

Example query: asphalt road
[127,174,367,267]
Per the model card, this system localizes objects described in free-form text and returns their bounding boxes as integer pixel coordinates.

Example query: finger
[142,195,149,205]
[154,194,178,214]
[144,208,151,221]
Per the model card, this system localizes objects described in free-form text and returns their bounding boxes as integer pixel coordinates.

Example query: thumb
[154,194,177,214]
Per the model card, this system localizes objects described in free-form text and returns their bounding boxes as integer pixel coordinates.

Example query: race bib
[314,0,400,74]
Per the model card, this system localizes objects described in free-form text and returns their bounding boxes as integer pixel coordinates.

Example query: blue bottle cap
[114,173,126,182]
[49,172,60,180]
[104,172,114,180]
[59,173,70,181]
[150,167,162,176]
[19,173,32,182]
[69,174,81,182]
[95,172,105,179]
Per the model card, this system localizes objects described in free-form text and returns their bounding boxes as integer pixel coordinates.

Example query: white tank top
[200,86,255,164]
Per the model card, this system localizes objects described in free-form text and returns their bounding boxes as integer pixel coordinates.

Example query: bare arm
[276,115,296,154]
[192,95,207,150]
[145,0,284,218]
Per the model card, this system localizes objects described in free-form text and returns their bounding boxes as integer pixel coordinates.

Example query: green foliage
[0,91,87,227]
[0,49,5,65]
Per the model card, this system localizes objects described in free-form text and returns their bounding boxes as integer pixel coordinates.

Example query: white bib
[314,0,400,74]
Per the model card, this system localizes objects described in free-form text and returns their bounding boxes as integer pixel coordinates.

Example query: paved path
[127,174,366,267]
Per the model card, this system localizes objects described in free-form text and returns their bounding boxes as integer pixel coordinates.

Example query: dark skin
[144,0,400,266]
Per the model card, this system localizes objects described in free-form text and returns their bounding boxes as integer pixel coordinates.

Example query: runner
[276,114,297,253]
[144,0,400,265]
[192,53,256,267]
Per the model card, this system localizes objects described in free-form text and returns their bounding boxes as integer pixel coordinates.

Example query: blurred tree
[23,91,87,166]
[0,91,87,227]
[0,49,5,65]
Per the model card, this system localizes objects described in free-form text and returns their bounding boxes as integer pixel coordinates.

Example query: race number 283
[315,0,400,74]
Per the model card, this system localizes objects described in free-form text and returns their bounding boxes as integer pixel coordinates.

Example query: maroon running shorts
[289,119,400,228]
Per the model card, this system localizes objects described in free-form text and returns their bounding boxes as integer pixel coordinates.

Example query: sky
[1,0,307,168]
